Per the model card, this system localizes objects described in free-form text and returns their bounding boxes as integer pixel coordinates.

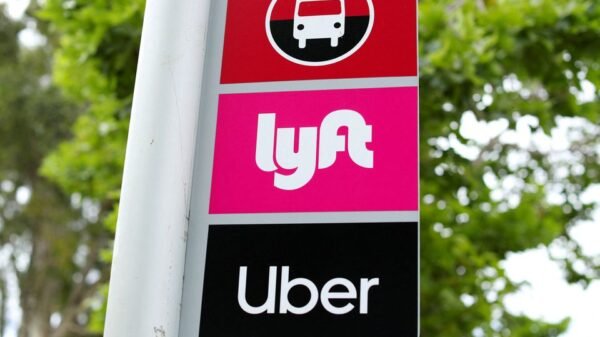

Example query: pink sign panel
[209,87,418,214]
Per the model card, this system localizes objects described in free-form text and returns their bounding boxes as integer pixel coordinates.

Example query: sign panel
[178,0,419,336]
[210,87,418,214]
[221,0,417,82]
[199,223,418,337]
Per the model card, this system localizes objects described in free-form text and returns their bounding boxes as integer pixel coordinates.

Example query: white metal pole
[104,0,211,336]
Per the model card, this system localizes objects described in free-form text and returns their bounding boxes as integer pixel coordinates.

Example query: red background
[270,0,370,19]
[220,0,418,84]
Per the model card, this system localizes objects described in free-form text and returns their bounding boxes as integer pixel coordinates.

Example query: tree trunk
[18,234,55,337]
[21,311,49,337]
[0,280,5,337]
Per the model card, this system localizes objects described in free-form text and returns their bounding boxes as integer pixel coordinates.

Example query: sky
[1,0,599,336]
[1,0,26,19]
[504,243,600,337]
[459,95,600,337]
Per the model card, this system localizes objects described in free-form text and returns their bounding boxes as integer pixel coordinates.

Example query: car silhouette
[293,0,345,49]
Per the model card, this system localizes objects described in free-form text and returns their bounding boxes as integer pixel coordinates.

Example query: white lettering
[319,110,373,169]
[237,266,277,314]
[320,278,357,315]
[279,266,319,314]
[237,266,379,315]
[359,278,380,314]
[255,114,278,172]
[274,127,318,191]
[255,110,373,190]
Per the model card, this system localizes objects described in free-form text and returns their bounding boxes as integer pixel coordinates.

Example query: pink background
[209,87,418,214]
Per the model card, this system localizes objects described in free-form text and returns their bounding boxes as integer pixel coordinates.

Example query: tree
[419,1,599,335]
[37,0,600,336]
[37,0,144,333]
[0,4,106,337]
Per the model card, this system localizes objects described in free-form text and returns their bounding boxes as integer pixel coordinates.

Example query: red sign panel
[221,0,418,83]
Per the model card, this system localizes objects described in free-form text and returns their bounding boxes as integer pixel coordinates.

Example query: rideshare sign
[199,223,418,337]
[179,1,419,336]
[221,0,417,82]
[210,87,418,213]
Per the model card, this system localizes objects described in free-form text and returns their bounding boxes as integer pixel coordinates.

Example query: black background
[199,222,418,337]
[270,17,370,62]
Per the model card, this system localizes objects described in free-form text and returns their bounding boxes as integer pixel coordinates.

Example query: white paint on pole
[104,0,211,336]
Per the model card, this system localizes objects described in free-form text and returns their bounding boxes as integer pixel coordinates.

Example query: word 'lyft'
[255,110,373,190]
[237,266,380,315]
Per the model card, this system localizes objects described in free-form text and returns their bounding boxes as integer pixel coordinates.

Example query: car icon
[293,0,345,49]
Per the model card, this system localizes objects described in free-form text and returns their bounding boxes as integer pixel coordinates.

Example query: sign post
[104,0,212,336]
[180,0,419,336]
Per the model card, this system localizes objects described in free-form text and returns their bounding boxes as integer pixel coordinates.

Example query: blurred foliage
[0,4,106,337]
[419,0,599,335]
[9,0,595,336]
[37,0,144,333]
[38,0,143,202]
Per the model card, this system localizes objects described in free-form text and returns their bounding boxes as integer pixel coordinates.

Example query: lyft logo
[255,110,373,190]
[210,88,418,214]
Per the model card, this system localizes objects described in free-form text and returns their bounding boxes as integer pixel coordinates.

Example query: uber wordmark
[198,223,418,337]
[237,266,379,315]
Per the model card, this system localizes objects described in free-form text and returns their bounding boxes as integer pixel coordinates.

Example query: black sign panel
[199,222,418,337]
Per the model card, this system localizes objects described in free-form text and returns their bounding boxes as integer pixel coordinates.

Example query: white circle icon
[266,0,375,67]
